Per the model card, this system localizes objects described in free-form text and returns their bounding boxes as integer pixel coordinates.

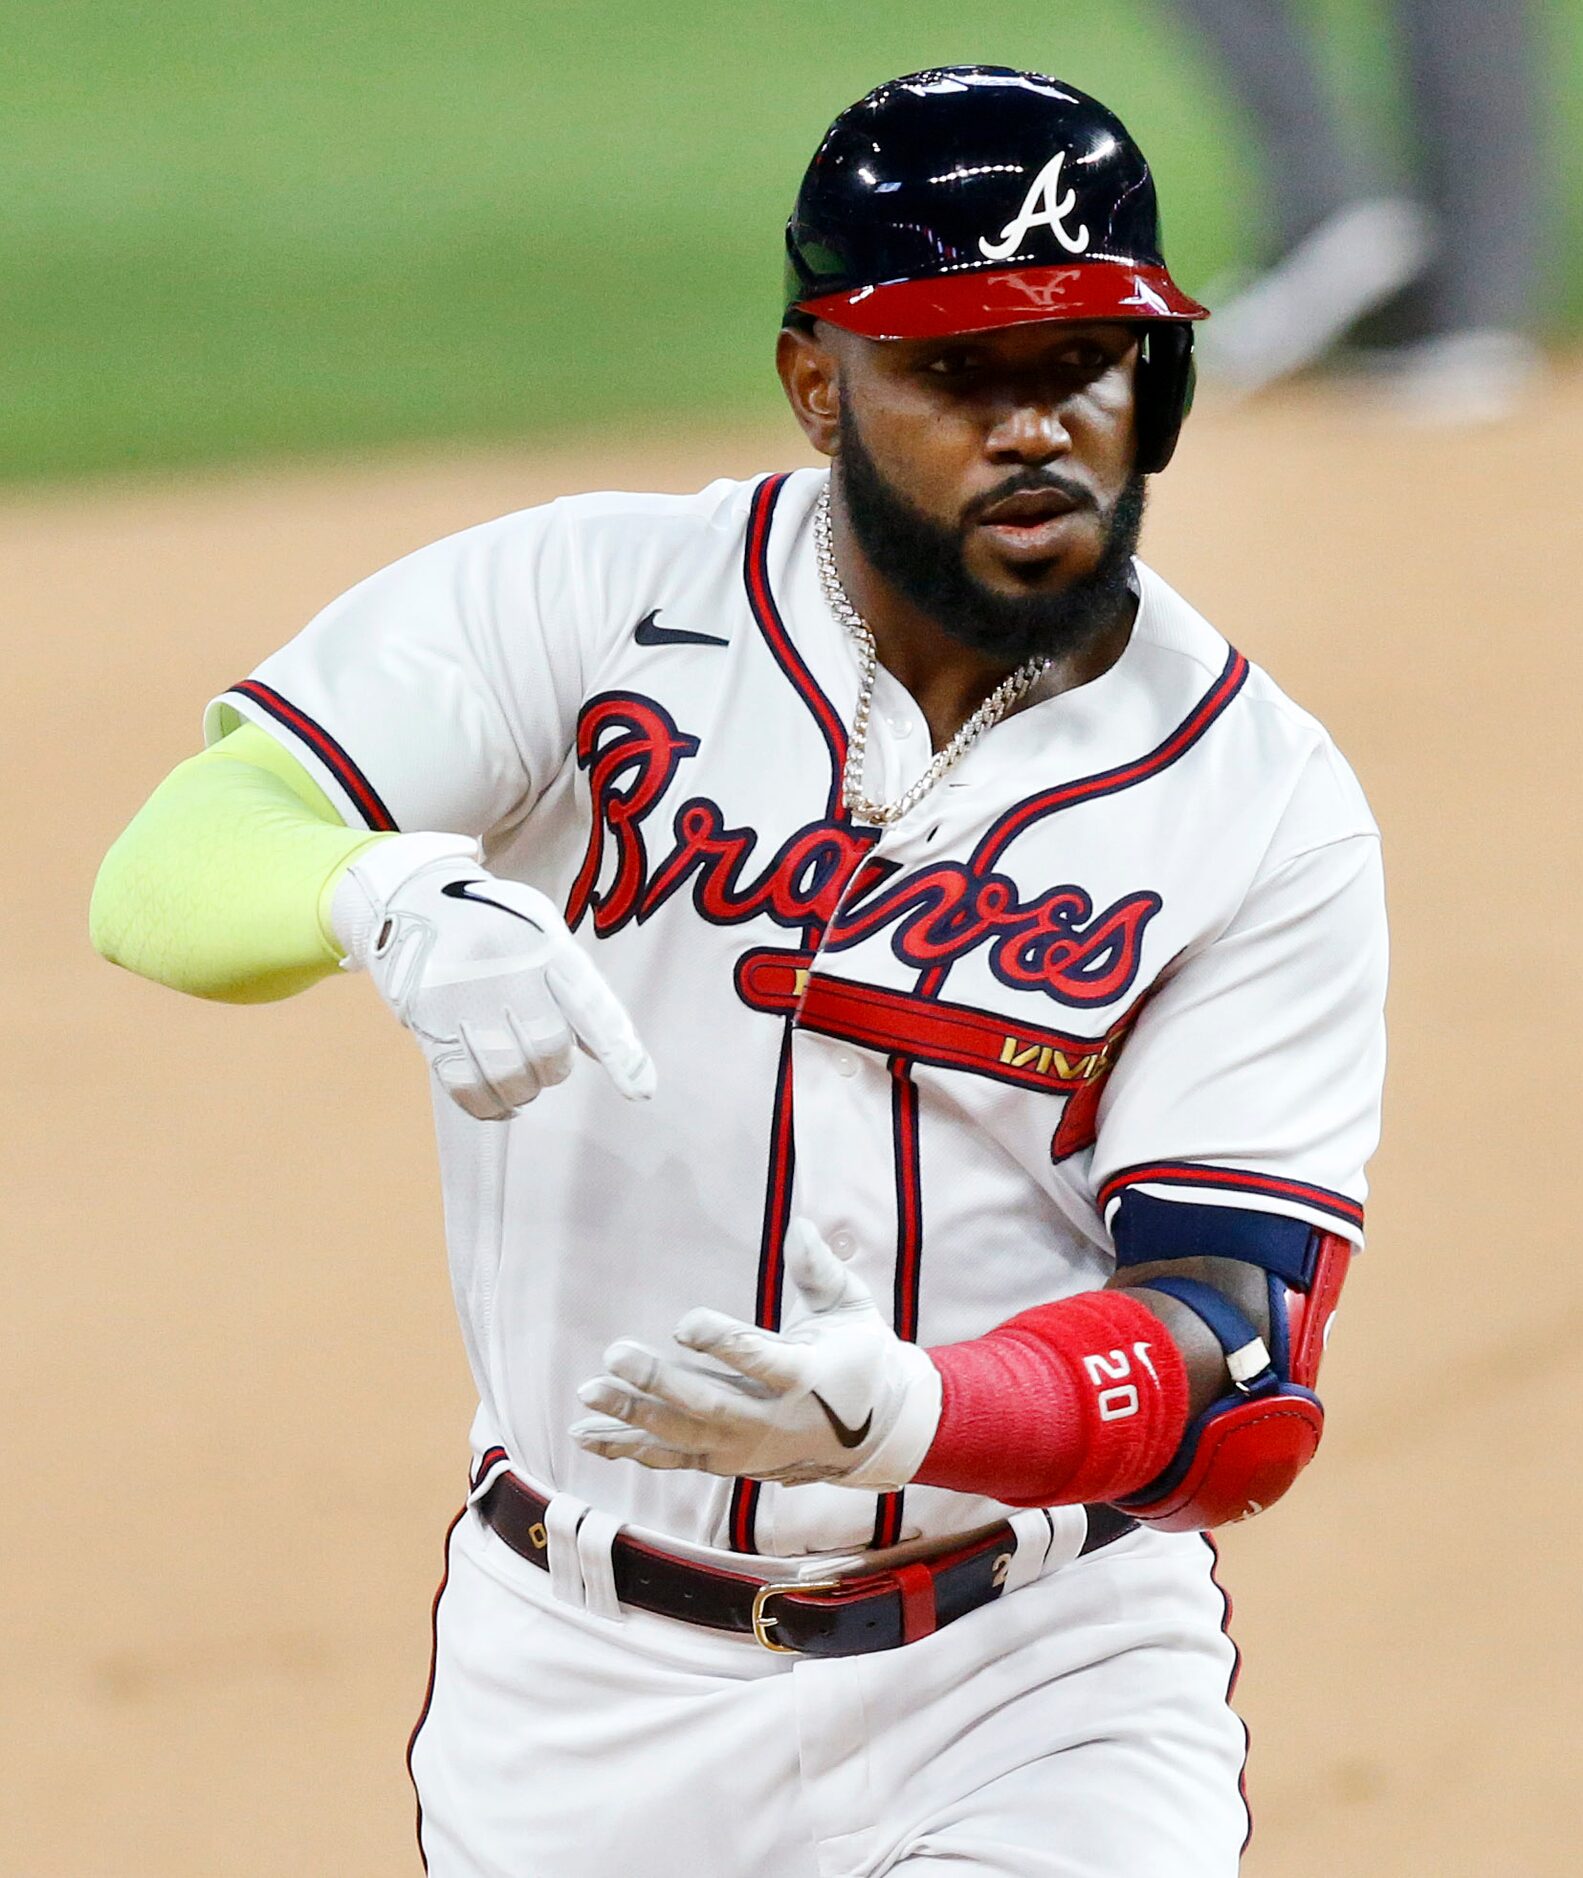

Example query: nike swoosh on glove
[571,1219,942,1491]
[331,833,656,1121]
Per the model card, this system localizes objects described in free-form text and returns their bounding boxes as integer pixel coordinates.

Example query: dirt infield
[4,379,1578,1875]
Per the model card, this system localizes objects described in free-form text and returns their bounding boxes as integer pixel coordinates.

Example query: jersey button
[887,713,913,737]
[830,1229,857,1258]
[834,1049,860,1078]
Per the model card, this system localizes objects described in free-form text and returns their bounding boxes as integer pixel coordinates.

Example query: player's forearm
[915,1254,1309,1521]
[912,1300,1230,1510]
[915,1288,1191,1508]
[90,728,389,1003]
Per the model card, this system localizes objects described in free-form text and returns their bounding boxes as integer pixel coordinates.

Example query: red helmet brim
[795,262,1208,339]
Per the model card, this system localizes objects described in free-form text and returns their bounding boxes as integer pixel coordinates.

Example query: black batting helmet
[784,67,1208,473]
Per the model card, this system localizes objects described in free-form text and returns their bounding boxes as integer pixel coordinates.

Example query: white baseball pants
[408,1506,1249,1877]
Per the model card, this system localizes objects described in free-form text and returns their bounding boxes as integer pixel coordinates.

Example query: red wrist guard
[916,1289,1189,1508]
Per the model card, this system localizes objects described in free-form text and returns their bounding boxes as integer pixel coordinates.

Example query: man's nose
[985,397,1072,464]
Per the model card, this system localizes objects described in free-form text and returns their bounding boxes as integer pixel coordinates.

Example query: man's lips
[975,486,1084,526]
[973,485,1092,561]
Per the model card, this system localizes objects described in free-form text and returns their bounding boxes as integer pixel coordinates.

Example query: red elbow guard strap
[917,1289,1191,1508]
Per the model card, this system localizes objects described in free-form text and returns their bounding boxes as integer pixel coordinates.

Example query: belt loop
[575,1507,624,1624]
[999,1508,1055,1596]
[467,1446,512,1506]
[895,1562,937,1643]
[545,1493,590,1609]
[1041,1504,1090,1576]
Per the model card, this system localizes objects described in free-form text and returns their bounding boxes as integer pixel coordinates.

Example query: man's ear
[776,324,842,457]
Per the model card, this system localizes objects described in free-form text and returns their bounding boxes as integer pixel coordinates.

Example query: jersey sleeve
[204,501,593,840]
[1091,749,1387,1248]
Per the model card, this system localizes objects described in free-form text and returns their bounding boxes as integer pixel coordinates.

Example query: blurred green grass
[1,0,1576,483]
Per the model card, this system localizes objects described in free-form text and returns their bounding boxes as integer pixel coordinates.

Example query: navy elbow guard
[1109,1198,1352,1530]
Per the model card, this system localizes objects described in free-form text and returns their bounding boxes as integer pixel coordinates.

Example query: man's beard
[836,402,1146,667]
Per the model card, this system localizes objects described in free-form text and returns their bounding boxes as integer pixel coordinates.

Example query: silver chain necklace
[813,487,1050,828]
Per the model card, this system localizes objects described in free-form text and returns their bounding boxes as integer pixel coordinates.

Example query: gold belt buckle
[751,1577,843,1654]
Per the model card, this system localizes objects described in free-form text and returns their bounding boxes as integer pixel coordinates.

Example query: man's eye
[924,351,979,376]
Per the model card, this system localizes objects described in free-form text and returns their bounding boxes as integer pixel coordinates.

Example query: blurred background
[2,4,1578,1874]
[1,0,1578,483]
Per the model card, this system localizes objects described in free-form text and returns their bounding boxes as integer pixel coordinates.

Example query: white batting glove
[571,1219,942,1491]
[332,833,656,1121]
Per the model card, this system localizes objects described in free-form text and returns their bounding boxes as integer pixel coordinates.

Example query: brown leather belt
[477,1472,1136,1656]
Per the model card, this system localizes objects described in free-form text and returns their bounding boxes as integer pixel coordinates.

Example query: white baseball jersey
[207,468,1387,1561]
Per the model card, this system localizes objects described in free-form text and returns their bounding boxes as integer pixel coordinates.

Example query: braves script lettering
[566,693,1160,1007]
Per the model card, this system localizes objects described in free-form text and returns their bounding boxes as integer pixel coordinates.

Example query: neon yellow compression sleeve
[89,723,393,1003]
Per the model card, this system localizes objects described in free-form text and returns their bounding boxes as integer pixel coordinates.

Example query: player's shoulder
[439,473,791,605]
[361,475,734,566]
[548,474,772,525]
[1134,560,1377,845]
[337,474,784,637]
[486,473,776,554]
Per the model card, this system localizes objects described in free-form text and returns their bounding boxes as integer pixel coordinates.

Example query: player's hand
[332,832,656,1121]
[571,1219,942,1491]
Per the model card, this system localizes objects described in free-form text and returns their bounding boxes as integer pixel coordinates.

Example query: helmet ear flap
[1135,324,1196,475]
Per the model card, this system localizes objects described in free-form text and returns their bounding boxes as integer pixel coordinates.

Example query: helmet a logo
[978,150,1090,261]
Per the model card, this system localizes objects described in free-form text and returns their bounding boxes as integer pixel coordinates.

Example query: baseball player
[92,67,1387,1877]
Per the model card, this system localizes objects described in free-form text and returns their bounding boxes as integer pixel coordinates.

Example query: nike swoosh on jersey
[810,1392,873,1449]
[633,608,729,649]
[439,878,544,931]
